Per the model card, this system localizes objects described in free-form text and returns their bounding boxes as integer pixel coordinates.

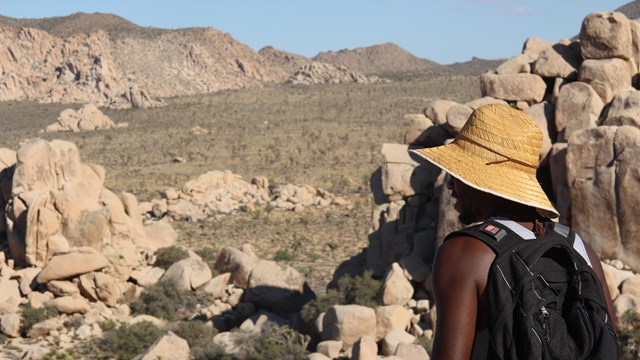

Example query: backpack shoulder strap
[444,220,525,255]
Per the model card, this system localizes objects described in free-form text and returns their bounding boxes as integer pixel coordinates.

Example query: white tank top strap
[491,217,592,267]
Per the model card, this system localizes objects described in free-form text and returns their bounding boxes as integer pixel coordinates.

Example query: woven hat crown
[410,103,558,218]
[455,103,542,174]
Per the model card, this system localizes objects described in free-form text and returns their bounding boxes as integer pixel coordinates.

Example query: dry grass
[0,73,480,294]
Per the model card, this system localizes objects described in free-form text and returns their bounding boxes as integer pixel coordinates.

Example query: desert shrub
[274,249,296,262]
[63,314,84,330]
[153,245,190,269]
[195,246,218,274]
[300,270,380,324]
[42,348,76,360]
[131,281,198,321]
[169,320,216,348]
[619,310,640,360]
[191,344,232,360]
[98,319,118,332]
[98,321,163,360]
[250,325,310,360]
[20,303,59,336]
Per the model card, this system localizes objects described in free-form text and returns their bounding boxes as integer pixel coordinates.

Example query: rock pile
[363,12,640,355]
[287,62,385,85]
[0,27,159,108]
[142,170,351,221]
[41,104,127,133]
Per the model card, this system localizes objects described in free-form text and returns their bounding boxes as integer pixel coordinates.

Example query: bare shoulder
[433,235,496,285]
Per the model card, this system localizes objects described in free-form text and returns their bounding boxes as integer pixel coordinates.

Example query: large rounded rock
[603,88,640,128]
[567,126,640,269]
[533,42,581,79]
[244,259,308,314]
[578,58,631,104]
[580,12,632,60]
[554,82,603,141]
[322,305,377,348]
[160,257,212,291]
[36,248,109,284]
[480,73,546,103]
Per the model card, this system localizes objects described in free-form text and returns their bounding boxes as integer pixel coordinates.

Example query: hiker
[411,103,617,359]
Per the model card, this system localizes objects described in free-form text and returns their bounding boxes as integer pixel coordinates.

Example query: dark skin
[430,177,617,360]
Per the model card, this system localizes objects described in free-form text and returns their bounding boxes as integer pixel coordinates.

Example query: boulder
[522,37,555,57]
[423,99,458,127]
[523,102,555,165]
[554,82,603,140]
[613,294,640,320]
[139,331,190,360]
[381,330,416,356]
[244,259,307,314]
[621,274,640,298]
[78,272,121,307]
[532,42,581,79]
[495,54,534,75]
[27,317,64,338]
[46,280,80,297]
[53,296,91,314]
[379,262,414,306]
[566,126,640,269]
[580,12,632,60]
[603,88,640,128]
[445,104,473,135]
[0,313,21,337]
[36,248,109,283]
[130,266,165,287]
[201,272,231,299]
[395,342,430,360]
[464,96,508,110]
[403,114,433,145]
[479,73,547,102]
[0,276,21,305]
[578,58,631,104]
[375,305,413,340]
[352,336,377,360]
[214,246,259,288]
[381,143,440,199]
[322,305,377,348]
[160,257,212,291]
[316,340,343,359]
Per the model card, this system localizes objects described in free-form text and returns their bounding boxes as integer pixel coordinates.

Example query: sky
[0,1,632,64]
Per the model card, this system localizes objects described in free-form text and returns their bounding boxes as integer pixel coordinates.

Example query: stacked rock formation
[41,104,127,133]
[142,170,351,221]
[0,28,159,108]
[365,10,640,345]
[287,62,385,85]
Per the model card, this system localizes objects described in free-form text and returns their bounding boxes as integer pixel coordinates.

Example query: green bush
[42,348,76,360]
[169,320,216,348]
[619,310,640,360]
[191,344,232,360]
[250,325,310,360]
[274,249,296,262]
[99,321,163,360]
[300,270,380,324]
[195,246,218,274]
[131,281,198,321]
[154,245,190,269]
[20,304,59,336]
[98,319,118,332]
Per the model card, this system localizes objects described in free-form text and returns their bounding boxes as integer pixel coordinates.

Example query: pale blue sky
[0,1,631,64]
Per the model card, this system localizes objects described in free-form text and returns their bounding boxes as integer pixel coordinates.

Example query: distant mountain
[445,57,505,76]
[0,12,156,39]
[258,46,313,76]
[312,43,447,75]
[616,0,640,19]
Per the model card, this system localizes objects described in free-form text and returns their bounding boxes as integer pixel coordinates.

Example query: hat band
[456,134,538,170]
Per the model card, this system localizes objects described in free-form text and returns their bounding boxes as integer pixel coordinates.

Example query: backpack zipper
[541,306,550,341]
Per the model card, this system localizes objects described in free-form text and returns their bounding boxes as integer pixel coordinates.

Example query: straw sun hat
[411,103,559,219]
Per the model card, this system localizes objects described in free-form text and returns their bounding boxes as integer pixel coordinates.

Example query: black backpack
[445,220,619,359]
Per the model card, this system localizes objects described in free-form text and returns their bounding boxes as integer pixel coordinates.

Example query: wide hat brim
[411,142,559,219]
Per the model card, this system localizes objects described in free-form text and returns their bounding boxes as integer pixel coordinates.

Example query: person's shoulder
[436,233,495,264]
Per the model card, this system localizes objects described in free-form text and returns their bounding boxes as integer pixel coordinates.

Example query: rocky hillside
[616,0,640,19]
[312,42,447,75]
[258,45,313,77]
